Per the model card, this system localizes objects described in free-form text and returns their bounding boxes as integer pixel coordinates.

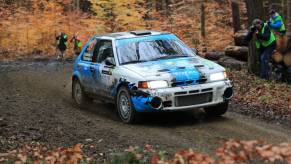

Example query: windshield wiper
[122,60,148,65]
[155,55,189,60]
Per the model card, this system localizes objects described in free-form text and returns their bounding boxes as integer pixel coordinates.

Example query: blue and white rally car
[72,31,233,123]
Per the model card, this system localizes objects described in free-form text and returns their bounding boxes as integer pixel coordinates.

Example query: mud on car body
[72,31,233,123]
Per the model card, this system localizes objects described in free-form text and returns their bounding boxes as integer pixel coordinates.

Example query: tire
[204,102,229,117]
[72,79,91,108]
[116,86,137,124]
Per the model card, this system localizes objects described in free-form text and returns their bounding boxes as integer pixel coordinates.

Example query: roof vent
[130,31,152,36]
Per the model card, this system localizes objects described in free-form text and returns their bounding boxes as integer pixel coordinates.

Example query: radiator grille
[175,92,213,107]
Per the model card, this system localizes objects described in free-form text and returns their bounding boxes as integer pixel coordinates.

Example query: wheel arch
[72,73,83,98]
[72,72,82,85]
[115,82,138,123]
[72,75,79,82]
[115,81,130,100]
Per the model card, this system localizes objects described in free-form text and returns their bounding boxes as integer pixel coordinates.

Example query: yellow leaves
[0,0,101,60]
[89,0,146,32]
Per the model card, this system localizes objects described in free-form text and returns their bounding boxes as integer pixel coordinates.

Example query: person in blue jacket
[267,9,286,36]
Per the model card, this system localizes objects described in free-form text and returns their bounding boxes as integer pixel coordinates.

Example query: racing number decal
[102,66,112,75]
[101,70,112,75]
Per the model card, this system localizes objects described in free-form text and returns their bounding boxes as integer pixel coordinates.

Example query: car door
[77,38,98,93]
[91,39,116,99]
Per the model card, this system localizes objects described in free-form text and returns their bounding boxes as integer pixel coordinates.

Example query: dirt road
[1,60,291,158]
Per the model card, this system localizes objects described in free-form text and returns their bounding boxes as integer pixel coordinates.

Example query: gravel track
[1,60,291,159]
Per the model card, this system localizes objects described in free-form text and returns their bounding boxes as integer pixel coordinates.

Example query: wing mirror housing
[105,57,116,67]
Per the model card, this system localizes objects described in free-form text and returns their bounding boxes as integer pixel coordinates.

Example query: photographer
[245,19,276,80]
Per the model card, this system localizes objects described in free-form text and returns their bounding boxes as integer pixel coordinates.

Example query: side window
[92,40,114,64]
[82,39,97,62]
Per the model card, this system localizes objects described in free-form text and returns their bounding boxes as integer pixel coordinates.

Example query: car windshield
[116,34,196,65]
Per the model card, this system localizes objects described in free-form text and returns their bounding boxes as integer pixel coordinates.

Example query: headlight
[209,72,227,81]
[138,81,168,89]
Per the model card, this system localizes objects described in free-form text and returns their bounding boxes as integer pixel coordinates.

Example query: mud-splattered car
[72,31,233,123]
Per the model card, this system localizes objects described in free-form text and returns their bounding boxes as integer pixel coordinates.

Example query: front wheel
[72,79,91,108]
[116,86,137,124]
[204,102,229,117]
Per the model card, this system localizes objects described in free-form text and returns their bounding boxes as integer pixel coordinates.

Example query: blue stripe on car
[131,96,154,111]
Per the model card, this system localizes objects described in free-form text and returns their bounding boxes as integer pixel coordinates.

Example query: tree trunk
[245,0,265,74]
[76,0,80,11]
[73,0,80,11]
[234,30,248,46]
[200,2,205,38]
[287,0,291,48]
[155,0,162,11]
[272,51,283,63]
[288,1,291,31]
[231,0,241,33]
[204,52,224,61]
[225,46,248,62]
[218,56,247,70]
[283,51,291,67]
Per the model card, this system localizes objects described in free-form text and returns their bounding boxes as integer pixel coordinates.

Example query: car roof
[95,30,171,40]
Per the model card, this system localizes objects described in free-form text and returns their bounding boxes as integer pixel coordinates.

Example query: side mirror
[191,48,198,55]
[105,57,115,66]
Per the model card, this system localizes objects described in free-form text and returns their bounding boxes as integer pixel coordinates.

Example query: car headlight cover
[148,80,168,89]
[209,72,226,81]
[138,80,168,89]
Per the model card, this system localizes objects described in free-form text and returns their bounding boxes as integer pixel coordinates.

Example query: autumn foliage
[0,144,84,163]
[0,0,246,61]
[1,140,291,163]
[0,0,99,60]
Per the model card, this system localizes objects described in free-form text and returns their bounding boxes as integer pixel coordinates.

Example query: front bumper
[146,80,232,111]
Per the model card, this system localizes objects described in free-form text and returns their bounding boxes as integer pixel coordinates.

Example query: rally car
[72,31,233,123]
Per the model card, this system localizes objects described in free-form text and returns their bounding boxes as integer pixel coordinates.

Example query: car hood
[122,57,225,82]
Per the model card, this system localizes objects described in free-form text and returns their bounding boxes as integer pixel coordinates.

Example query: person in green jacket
[245,19,276,80]
[56,32,68,60]
[70,33,83,57]
[268,9,286,36]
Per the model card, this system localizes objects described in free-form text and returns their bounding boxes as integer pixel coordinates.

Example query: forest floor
[0,60,291,162]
